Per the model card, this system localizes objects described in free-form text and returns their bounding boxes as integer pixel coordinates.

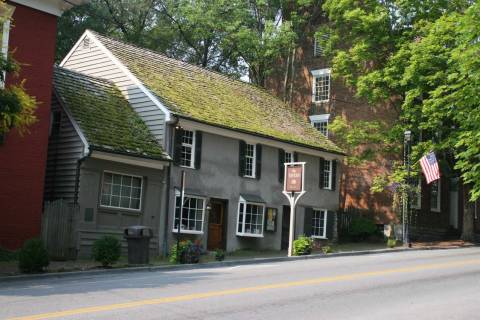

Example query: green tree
[56,0,297,85]
[0,0,37,140]
[320,0,479,239]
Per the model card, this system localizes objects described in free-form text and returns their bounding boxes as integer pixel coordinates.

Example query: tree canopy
[0,0,36,139]
[56,0,310,86]
[320,1,480,200]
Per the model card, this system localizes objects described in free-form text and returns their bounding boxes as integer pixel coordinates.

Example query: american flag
[419,152,440,184]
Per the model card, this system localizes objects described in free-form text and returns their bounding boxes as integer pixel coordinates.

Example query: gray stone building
[46,30,344,258]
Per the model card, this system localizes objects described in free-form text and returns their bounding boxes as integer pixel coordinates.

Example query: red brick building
[0,0,84,250]
[266,27,399,225]
[267,23,470,239]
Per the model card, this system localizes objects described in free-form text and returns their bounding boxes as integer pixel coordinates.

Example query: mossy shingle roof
[53,67,169,160]
[91,32,343,154]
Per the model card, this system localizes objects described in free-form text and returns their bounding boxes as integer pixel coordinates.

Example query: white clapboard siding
[62,35,166,146]
[44,95,85,203]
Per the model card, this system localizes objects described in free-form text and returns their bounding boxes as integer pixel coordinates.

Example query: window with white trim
[237,200,265,237]
[310,114,330,137]
[173,194,205,233]
[313,33,329,57]
[100,172,143,210]
[411,178,421,209]
[285,151,293,164]
[323,160,333,189]
[0,17,11,88]
[312,209,327,238]
[430,179,441,212]
[312,69,331,103]
[244,143,256,178]
[180,129,195,168]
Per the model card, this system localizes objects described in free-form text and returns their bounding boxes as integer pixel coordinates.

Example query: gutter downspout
[162,115,178,256]
[74,149,91,205]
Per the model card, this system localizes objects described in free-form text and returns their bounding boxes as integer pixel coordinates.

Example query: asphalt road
[1,247,480,320]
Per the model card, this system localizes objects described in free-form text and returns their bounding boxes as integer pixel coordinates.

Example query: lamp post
[403,130,412,247]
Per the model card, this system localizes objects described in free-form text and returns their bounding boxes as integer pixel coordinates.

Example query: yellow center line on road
[8,258,480,320]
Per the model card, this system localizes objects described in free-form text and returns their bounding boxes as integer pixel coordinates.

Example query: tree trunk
[461,183,475,241]
[282,52,291,102]
[288,47,296,108]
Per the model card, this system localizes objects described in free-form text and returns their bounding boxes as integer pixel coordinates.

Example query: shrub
[18,239,49,273]
[92,236,121,267]
[0,247,18,262]
[293,236,313,256]
[348,217,380,241]
[387,238,397,248]
[215,249,225,261]
[322,245,334,254]
[169,240,201,264]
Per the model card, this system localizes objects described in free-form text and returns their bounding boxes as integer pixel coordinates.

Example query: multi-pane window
[237,201,265,237]
[411,178,421,209]
[323,160,332,189]
[180,130,195,168]
[313,120,328,136]
[312,209,327,238]
[173,195,205,233]
[312,69,331,103]
[313,33,329,57]
[244,143,256,178]
[100,172,143,210]
[285,151,293,164]
[430,179,441,212]
[0,17,11,88]
[310,114,330,137]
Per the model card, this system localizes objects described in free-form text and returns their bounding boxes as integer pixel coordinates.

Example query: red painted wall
[0,3,57,250]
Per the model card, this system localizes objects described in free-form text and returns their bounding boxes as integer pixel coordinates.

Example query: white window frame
[99,171,143,212]
[309,114,330,137]
[284,151,294,164]
[411,177,421,209]
[244,143,256,178]
[313,37,322,57]
[180,129,196,169]
[0,19,11,88]
[236,198,265,237]
[430,179,441,212]
[323,159,333,190]
[311,68,331,103]
[172,192,206,234]
[312,208,328,239]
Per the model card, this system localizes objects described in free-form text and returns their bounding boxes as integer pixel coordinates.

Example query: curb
[0,245,475,283]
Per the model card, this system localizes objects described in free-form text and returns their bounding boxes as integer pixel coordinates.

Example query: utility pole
[404,130,412,247]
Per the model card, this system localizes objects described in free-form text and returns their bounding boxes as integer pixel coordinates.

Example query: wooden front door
[208,200,226,250]
[281,205,290,250]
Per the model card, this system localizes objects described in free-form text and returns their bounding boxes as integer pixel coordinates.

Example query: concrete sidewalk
[0,240,475,283]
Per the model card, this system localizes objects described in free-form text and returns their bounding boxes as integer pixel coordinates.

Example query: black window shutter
[319,157,325,189]
[326,211,335,239]
[255,144,262,179]
[331,159,337,191]
[239,140,246,176]
[173,128,184,165]
[293,152,299,162]
[194,131,202,169]
[278,149,285,183]
[304,207,313,237]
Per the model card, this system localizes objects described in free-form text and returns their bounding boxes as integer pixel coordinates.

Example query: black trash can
[124,226,153,265]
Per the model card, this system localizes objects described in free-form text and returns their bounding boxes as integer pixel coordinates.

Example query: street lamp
[403,130,412,247]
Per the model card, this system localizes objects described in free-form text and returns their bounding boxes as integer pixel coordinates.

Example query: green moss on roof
[53,67,168,160]
[91,32,343,154]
